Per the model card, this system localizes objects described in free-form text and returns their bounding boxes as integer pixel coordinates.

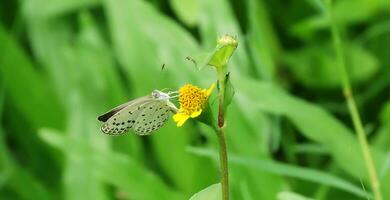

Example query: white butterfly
[98,90,178,135]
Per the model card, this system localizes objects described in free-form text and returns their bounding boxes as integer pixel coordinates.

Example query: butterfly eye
[152,90,160,98]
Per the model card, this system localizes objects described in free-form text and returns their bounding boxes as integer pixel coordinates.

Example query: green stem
[326,1,382,199]
[217,66,229,200]
[217,127,229,200]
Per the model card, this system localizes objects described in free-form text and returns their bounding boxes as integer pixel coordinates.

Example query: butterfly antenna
[154,63,166,90]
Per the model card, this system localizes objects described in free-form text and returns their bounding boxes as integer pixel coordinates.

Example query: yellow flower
[173,83,215,127]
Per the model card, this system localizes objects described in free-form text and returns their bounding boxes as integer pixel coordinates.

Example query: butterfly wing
[100,96,154,135]
[97,96,151,122]
[132,101,171,135]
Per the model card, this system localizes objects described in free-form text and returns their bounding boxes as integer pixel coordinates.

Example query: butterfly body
[98,90,177,135]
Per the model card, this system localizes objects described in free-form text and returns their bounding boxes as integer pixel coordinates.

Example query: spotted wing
[100,97,153,135]
[132,101,172,135]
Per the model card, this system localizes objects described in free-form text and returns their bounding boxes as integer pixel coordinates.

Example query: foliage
[0,0,389,199]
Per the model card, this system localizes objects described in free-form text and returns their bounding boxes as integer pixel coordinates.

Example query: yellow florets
[178,84,208,115]
[173,83,215,127]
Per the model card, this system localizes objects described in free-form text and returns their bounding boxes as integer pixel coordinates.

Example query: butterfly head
[152,90,171,100]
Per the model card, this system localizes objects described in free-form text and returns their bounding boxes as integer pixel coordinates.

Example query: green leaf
[234,78,390,198]
[186,52,215,71]
[189,183,221,200]
[0,25,65,129]
[39,129,185,200]
[246,0,280,79]
[189,147,371,198]
[283,43,379,88]
[23,0,100,21]
[169,0,200,27]
[0,127,53,200]
[223,73,235,112]
[277,191,314,200]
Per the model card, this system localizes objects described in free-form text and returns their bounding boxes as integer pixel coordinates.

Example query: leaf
[291,0,390,37]
[169,0,200,27]
[0,25,65,129]
[23,0,100,21]
[223,73,235,112]
[0,127,53,200]
[277,191,314,200]
[188,147,371,198]
[234,77,390,198]
[246,0,280,79]
[39,129,185,200]
[186,52,215,71]
[283,43,379,88]
[189,183,222,200]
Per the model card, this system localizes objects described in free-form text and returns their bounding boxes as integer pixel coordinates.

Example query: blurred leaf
[246,0,280,79]
[373,102,390,152]
[380,101,390,122]
[0,127,53,200]
[283,43,379,88]
[189,183,221,200]
[60,93,109,200]
[189,147,371,198]
[23,0,100,21]
[0,25,65,129]
[380,152,390,179]
[292,143,329,155]
[234,77,390,198]
[39,129,185,200]
[169,0,199,27]
[277,191,314,200]
[291,0,390,37]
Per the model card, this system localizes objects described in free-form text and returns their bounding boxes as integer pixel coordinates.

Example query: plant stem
[217,126,229,200]
[326,1,382,199]
[217,67,229,200]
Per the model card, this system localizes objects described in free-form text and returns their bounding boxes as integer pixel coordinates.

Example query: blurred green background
[0,0,390,199]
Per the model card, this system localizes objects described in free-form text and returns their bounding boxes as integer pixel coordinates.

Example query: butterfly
[98,90,178,135]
